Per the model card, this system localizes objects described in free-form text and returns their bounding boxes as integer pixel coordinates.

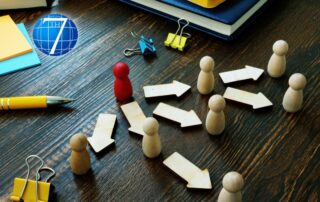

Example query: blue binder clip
[123,32,157,57]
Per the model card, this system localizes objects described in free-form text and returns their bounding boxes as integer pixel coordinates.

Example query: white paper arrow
[153,102,202,127]
[121,101,146,136]
[219,65,264,84]
[163,152,212,189]
[223,87,273,109]
[143,80,191,98]
[88,114,116,153]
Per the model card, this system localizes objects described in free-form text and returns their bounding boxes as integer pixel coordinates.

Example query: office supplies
[0,0,53,10]
[189,0,225,8]
[123,32,157,57]
[142,117,162,158]
[0,23,41,76]
[0,15,32,61]
[223,87,273,109]
[197,56,215,95]
[143,80,190,98]
[218,172,244,202]
[163,152,212,189]
[282,73,307,113]
[164,18,191,51]
[153,102,202,128]
[119,0,274,40]
[113,62,133,101]
[70,133,91,175]
[0,96,74,110]
[121,101,146,136]
[219,65,264,84]
[10,155,55,202]
[88,114,117,153]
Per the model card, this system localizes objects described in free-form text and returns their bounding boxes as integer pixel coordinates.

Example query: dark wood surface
[0,0,319,201]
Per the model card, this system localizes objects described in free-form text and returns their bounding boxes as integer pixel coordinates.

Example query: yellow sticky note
[0,15,32,61]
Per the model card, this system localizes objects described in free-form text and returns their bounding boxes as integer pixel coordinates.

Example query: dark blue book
[119,0,273,41]
[160,0,259,25]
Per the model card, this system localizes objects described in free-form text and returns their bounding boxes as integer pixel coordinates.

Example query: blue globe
[33,14,78,56]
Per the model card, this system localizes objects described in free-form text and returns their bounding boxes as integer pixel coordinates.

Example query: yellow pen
[0,96,75,110]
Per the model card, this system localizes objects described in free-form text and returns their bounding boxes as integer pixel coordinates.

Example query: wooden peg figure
[70,133,91,175]
[218,171,244,202]
[142,117,161,158]
[113,62,133,102]
[197,56,215,94]
[283,73,307,113]
[267,40,289,78]
[206,95,226,135]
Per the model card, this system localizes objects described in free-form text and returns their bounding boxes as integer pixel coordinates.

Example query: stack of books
[120,0,274,40]
[0,15,41,76]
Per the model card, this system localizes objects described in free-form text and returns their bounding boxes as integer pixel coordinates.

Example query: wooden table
[1,0,319,201]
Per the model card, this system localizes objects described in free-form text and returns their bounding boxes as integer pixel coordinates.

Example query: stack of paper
[0,15,41,76]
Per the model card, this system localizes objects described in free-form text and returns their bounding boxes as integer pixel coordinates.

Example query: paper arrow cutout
[153,102,202,127]
[121,101,146,136]
[87,114,116,153]
[163,152,212,189]
[219,65,264,84]
[223,87,273,109]
[143,80,191,98]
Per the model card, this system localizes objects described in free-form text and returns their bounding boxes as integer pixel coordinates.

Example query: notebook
[120,0,273,40]
[0,23,41,76]
[160,0,261,25]
[0,15,32,61]
[0,0,52,10]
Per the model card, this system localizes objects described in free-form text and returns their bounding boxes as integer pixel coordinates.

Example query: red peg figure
[113,62,133,102]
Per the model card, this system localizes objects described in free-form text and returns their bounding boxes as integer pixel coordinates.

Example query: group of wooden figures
[69,40,307,202]
[197,40,307,114]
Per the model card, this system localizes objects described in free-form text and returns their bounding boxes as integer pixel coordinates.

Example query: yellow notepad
[0,15,32,61]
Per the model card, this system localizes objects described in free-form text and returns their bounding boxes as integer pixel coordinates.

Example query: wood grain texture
[0,0,319,201]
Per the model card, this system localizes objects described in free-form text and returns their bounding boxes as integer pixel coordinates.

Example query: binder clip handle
[182,32,192,39]
[39,167,56,182]
[130,31,139,38]
[172,18,191,46]
[19,155,44,202]
[177,18,190,36]
[123,48,141,57]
